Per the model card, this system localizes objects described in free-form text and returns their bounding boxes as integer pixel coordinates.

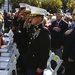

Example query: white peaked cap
[24,4,31,12]
[24,3,30,7]
[25,7,31,13]
[19,3,26,8]
[19,3,30,8]
[30,6,47,16]
[15,8,19,12]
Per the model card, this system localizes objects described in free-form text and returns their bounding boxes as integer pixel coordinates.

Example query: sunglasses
[72,13,75,16]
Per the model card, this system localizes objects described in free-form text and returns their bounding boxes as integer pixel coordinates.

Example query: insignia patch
[33,29,41,39]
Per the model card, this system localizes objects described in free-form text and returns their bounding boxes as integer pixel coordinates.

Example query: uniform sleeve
[21,28,27,38]
[39,29,51,69]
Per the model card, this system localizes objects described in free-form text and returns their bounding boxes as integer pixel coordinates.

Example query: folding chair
[13,45,20,59]
[43,52,63,75]
[0,60,17,75]
[0,70,8,75]
[3,29,14,40]
[0,30,18,75]
[0,53,17,75]
[3,29,14,47]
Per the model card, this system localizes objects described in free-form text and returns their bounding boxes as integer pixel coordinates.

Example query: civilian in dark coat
[62,28,75,75]
[49,12,68,58]
[62,9,75,75]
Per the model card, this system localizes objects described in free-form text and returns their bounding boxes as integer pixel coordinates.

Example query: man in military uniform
[21,7,51,75]
[17,6,32,74]
[13,3,26,73]
[13,3,26,48]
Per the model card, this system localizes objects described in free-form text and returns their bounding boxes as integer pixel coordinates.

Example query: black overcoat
[49,20,68,48]
[62,28,75,62]
[24,24,51,70]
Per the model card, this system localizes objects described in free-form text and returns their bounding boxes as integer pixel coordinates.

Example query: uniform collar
[34,23,43,29]
[33,23,43,32]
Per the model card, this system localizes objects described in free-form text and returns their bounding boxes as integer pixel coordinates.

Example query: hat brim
[30,14,43,17]
[24,10,31,13]
[20,7,26,10]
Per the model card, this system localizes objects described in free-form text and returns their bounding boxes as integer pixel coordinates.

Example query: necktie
[56,22,59,26]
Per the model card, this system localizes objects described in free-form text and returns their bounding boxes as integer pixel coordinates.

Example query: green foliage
[10,0,26,8]
[61,0,70,12]
[27,0,37,6]
[67,0,75,11]
[28,0,42,7]
[42,0,62,13]
[0,0,3,5]
[0,0,3,4]
[10,0,42,9]
[0,0,3,7]
[10,0,62,13]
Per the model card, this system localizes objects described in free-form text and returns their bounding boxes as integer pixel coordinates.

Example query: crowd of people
[0,3,75,75]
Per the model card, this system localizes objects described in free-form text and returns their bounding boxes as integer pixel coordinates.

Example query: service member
[22,7,51,75]
[18,6,32,74]
[13,3,26,73]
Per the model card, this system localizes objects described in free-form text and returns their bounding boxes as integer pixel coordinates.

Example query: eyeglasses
[72,13,75,16]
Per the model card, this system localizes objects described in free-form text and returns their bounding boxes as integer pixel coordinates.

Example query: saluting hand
[23,17,31,28]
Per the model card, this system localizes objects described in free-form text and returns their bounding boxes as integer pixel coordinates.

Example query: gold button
[29,42,31,44]
[33,55,35,57]
[30,38,32,40]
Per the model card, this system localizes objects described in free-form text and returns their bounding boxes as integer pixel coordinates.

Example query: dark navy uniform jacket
[19,25,34,53]
[49,20,68,49]
[21,23,51,70]
[13,18,25,49]
[62,27,75,62]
